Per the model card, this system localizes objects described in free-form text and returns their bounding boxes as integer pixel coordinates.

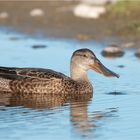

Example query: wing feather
[0,67,69,80]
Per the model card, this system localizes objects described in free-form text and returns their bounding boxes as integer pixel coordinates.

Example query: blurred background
[0,1,140,140]
[0,0,140,44]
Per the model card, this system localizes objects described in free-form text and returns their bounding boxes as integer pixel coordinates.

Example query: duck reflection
[0,92,117,137]
[9,93,69,109]
[70,100,95,135]
[0,91,92,109]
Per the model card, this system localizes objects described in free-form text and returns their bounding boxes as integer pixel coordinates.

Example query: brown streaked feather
[9,77,64,94]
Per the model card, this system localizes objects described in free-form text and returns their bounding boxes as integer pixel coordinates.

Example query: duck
[0,48,119,94]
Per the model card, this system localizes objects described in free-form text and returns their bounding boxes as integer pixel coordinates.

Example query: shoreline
[0,1,140,48]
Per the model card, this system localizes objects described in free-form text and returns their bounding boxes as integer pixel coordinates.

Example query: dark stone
[32,45,47,49]
[117,65,125,68]
[105,91,127,95]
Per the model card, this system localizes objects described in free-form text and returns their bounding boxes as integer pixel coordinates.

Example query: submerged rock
[9,37,19,41]
[117,65,125,68]
[32,45,47,49]
[101,46,124,57]
[135,49,140,58]
[30,9,44,17]
[105,91,127,95]
[0,12,9,19]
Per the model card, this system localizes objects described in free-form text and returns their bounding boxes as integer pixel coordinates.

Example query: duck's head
[71,48,119,79]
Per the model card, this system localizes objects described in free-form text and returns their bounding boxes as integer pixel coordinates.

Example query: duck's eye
[83,54,87,57]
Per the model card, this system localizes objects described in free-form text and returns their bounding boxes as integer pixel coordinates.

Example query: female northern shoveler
[0,48,119,94]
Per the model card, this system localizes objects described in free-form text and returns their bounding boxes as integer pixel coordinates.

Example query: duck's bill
[90,59,119,78]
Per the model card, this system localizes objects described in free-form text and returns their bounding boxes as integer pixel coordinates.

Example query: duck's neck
[70,63,89,82]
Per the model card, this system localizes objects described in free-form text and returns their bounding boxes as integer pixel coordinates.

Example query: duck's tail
[0,66,19,80]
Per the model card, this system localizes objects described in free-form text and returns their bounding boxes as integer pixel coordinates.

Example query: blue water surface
[0,30,140,140]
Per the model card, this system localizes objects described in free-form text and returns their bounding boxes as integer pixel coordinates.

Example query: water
[0,30,140,140]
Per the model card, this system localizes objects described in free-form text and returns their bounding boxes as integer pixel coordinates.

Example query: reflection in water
[0,91,93,109]
[70,100,118,137]
[70,101,95,135]
[9,93,68,109]
[105,91,127,95]
[9,93,93,110]
[0,31,139,140]
[0,92,118,138]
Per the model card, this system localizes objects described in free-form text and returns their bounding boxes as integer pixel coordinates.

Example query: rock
[77,34,92,41]
[73,4,106,19]
[101,46,124,57]
[30,9,44,17]
[109,42,135,49]
[117,65,125,68]
[135,49,140,58]
[81,0,118,5]
[32,45,47,49]
[105,91,127,95]
[9,37,19,41]
[108,44,119,47]
[0,12,9,19]
[121,42,135,48]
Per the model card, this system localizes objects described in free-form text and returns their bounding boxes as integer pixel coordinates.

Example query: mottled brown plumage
[0,48,119,94]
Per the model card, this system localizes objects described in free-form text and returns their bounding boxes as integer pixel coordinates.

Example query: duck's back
[0,66,79,94]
